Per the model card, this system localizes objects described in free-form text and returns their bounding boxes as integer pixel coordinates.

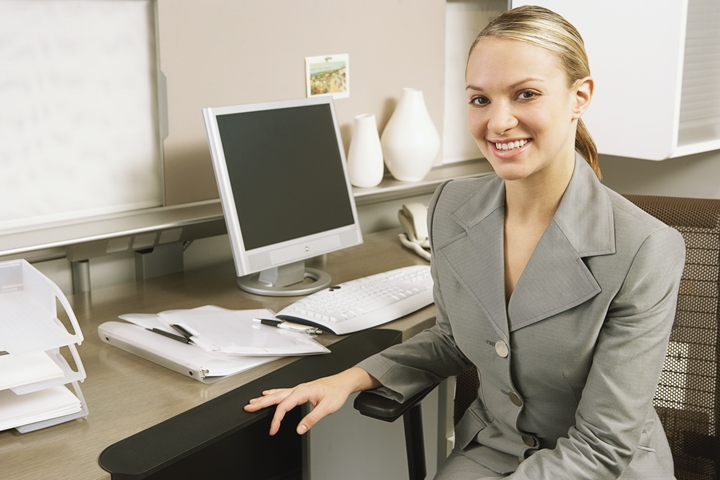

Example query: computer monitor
[203,96,363,296]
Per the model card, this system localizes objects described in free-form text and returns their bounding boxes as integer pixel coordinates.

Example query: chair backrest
[625,195,720,480]
[453,195,720,479]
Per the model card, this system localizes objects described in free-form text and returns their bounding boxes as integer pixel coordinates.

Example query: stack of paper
[0,351,65,391]
[0,386,82,432]
[100,306,330,383]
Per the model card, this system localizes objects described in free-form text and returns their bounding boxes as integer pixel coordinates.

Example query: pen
[168,323,217,352]
[146,327,191,344]
[171,323,194,338]
[253,318,323,335]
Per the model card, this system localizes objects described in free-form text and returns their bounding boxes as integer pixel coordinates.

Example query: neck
[504,154,575,224]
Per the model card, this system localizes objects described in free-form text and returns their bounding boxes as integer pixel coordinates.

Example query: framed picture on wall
[305,54,349,99]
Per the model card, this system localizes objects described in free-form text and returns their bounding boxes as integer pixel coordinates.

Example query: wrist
[339,367,381,393]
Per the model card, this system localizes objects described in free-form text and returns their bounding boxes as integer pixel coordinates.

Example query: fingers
[243,388,292,412]
[269,401,293,436]
[268,387,316,435]
[243,386,313,436]
[244,375,356,436]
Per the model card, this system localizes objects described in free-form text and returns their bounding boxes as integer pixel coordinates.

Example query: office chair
[355,195,720,480]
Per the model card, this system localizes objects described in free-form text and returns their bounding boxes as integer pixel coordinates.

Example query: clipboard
[98,322,279,383]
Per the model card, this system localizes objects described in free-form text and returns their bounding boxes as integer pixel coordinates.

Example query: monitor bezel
[203,96,363,281]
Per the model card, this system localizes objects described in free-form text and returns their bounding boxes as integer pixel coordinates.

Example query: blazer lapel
[507,155,615,331]
[507,221,600,331]
[437,177,510,338]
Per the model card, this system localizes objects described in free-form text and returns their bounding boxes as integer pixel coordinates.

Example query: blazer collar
[449,174,506,230]
[553,154,615,257]
[449,154,615,256]
[438,154,614,334]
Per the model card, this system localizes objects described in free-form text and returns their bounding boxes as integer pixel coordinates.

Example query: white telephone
[398,202,431,260]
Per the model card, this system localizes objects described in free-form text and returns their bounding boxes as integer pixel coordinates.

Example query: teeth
[495,139,528,151]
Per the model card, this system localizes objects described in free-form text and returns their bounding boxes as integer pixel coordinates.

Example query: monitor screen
[203,96,363,296]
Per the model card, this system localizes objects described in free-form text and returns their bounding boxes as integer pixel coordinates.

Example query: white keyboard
[276,265,434,335]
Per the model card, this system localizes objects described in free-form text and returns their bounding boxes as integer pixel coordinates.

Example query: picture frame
[305,54,349,99]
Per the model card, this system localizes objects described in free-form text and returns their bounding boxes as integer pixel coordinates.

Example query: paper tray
[0,260,83,355]
[0,259,88,433]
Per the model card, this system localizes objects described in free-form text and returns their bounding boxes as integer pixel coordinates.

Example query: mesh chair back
[452,195,720,479]
[625,195,720,480]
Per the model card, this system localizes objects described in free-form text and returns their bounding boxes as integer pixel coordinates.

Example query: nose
[487,102,518,136]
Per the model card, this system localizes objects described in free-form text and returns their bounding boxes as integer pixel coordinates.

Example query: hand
[244,367,380,436]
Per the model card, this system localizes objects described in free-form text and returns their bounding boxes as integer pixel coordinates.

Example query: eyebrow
[466,77,545,91]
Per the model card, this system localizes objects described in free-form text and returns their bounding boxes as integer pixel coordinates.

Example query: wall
[156,0,447,205]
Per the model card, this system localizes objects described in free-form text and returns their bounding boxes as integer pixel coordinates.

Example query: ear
[572,76,594,120]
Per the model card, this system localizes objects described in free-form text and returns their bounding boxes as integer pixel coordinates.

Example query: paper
[0,351,65,391]
[122,306,330,356]
[0,385,81,432]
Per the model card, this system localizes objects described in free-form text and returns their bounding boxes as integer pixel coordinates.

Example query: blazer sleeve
[509,225,686,479]
[356,181,473,403]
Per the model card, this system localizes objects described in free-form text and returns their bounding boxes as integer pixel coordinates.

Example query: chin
[495,171,532,182]
[486,160,534,182]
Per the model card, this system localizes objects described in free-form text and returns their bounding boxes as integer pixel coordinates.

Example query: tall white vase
[381,88,441,182]
[347,113,384,188]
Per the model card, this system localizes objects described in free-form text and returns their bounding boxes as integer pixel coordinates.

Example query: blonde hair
[470,6,600,179]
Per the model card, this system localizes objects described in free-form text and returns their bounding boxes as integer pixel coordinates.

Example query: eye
[517,91,538,100]
[468,95,488,106]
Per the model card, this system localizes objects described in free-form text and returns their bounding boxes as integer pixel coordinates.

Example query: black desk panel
[99,329,403,479]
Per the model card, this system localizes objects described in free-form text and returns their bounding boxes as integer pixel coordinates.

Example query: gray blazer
[358,156,686,479]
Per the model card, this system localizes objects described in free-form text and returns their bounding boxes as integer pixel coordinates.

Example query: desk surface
[0,229,436,480]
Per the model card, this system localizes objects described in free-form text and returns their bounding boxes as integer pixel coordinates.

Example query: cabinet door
[511,1,688,160]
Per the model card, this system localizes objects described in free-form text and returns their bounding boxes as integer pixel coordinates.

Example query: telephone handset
[398,202,431,260]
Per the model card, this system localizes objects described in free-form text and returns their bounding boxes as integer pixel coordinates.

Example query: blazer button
[508,391,523,407]
[522,435,535,447]
[494,340,509,358]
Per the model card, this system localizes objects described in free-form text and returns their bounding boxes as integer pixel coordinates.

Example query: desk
[0,229,436,479]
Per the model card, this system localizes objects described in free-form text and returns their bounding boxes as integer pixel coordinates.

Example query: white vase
[381,88,441,182]
[347,113,384,188]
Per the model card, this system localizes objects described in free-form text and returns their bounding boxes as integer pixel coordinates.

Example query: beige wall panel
[157,0,446,205]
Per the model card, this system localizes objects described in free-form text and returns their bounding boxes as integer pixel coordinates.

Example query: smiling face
[466,36,592,185]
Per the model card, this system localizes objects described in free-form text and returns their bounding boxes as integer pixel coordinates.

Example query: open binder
[0,259,88,433]
[100,306,330,383]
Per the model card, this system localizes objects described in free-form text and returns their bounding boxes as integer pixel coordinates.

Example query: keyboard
[276,265,434,335]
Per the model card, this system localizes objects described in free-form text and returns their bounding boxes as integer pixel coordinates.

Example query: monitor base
[237,262,331,297]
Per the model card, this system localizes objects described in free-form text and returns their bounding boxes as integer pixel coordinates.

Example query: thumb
[296,410,322,435]
[297,402,338,435]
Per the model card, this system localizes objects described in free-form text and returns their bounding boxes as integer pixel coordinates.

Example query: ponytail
[575,118,600,179]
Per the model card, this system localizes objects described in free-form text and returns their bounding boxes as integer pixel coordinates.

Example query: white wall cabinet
[512,0,720,161]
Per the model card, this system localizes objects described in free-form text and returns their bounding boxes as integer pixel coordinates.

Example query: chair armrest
[353,383,440,423]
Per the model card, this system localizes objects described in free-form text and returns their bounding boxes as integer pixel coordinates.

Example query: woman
[245,6,685,478]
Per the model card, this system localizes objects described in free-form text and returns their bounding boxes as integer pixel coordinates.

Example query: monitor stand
[236,260,332,296]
